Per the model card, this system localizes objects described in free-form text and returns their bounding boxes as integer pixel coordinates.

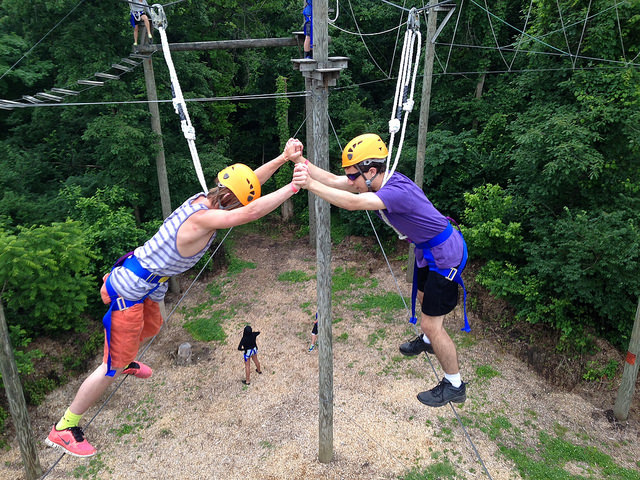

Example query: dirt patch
[1,224,639,480]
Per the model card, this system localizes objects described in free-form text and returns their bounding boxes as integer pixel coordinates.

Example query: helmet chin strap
[365,173,379,192]
[359,165,380,192]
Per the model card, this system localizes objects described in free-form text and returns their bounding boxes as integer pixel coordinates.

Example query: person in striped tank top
[46,140,307,457]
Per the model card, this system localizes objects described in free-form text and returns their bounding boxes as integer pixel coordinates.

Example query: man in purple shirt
[290,134,467,407]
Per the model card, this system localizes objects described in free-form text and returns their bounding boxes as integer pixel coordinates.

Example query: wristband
[290,183,299,194]
[304,159,310,166]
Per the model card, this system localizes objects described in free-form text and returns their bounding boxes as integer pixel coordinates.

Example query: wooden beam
[138,36,301,53]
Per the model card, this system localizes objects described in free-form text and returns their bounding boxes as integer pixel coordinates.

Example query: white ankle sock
[445,373,462,388]
[421,334,431,345]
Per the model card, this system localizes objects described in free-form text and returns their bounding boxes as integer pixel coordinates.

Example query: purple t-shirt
[374,172,463,269]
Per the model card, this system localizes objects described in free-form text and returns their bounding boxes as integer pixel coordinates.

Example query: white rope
[382,9,421,187]
[150,4,208,193]
[328,0,339,24]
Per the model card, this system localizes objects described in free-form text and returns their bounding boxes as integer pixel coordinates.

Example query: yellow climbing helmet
[217,163,261,206]
[341,133,389,167]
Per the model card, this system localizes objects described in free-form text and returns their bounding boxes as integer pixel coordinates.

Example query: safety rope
[381,8,420,189]
[149,4,208,194]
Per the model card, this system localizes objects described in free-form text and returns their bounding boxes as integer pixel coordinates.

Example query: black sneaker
[399,336,434,356]
[417,378,466,407]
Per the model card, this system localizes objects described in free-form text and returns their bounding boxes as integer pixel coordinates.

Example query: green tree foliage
[59,185,154,275]
[0,221,94,335]
[0,0,639,354]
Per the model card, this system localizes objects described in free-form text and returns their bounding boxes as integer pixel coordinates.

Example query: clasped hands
[283,138,312,192]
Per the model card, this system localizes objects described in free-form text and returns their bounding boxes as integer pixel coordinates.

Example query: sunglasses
[345,170,362,181]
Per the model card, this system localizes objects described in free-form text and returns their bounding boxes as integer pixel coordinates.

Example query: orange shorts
[102,298,163,369]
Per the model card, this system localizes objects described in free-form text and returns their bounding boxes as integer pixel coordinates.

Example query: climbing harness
[149,4,208,193]
[102,252,170,376]
[409,219,470,332]
[383,7,422,187]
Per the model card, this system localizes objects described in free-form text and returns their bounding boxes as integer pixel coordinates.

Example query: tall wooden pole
[613,297,640,420]
[0,299,42,480]
[406,0,439,282]
[312,0,334,464]
[141,30,180,294]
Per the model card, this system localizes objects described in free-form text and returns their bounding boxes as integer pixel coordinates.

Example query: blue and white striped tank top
[108,193,217,301]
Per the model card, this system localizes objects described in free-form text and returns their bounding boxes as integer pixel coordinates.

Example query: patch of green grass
[352,292,407,320]
[206,282,223,301]
[475,364,501,383]
[500,431,640,480]
[227,254,256,276]
[181,299,216,320]
[72,454,109,479]
[331,266,375,293]
[109,395,158,446]
[400,459,460,479]
[277,270,315,283]
[335,332,348,343]
[367,328,387,346]
[183,309,228,342]
[487,415,513,440]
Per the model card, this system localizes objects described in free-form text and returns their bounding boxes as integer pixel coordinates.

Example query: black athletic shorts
[416,265,459,317]
[311,321,318,335]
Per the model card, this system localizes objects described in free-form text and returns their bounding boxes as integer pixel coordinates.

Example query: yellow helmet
[217,163,261,206]
[341,134,389,167]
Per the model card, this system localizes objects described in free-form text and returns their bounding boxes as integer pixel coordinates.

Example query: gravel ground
[2,228,638,480]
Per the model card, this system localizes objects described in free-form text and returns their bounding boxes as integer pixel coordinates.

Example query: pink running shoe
[122,361,152,378]
[45,425,97,457]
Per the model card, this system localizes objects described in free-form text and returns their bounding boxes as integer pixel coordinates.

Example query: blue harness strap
[102,254,168,376]
[410,222,470,332]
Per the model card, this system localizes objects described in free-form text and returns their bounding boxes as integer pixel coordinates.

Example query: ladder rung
[35,92,63,102]
[129,53,151,59]
[78,79,104,86]
[120,58,140,66]
[51,87,80,95]
[22,95,44,103]
[0,99,25,106]
[112,64,132,72]
[95,72,120,80]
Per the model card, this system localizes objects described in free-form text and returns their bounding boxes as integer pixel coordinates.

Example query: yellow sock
[56,408,82,430]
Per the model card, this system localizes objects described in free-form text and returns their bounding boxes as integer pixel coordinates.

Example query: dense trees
[0,0,638,380]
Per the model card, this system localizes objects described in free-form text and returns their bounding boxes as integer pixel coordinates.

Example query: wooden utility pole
[312,0,333,463]
[292,3,348,463]
[0,299,42,480]
[613,297,640,421]
[138,30,181,294]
